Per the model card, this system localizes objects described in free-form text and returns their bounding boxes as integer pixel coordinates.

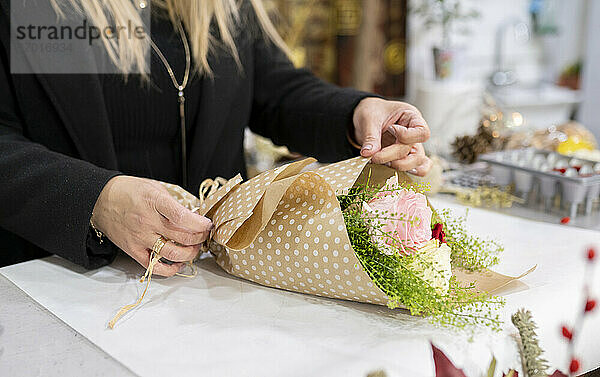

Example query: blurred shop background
[245,0,600,227]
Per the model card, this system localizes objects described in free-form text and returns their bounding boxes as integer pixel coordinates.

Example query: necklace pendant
[178,83,184,101]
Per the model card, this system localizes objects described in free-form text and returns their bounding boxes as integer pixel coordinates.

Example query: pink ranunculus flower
[361,175,432,255]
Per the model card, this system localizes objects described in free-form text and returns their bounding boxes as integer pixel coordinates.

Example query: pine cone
[452,135,479,163]
[477,124,495,143]
[453,116,508,163]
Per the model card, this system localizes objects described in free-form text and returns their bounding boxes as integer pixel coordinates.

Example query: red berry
[560,217,570,224]
[561,326,573,341]
[588,247,597,261]
[585,299,596,312]
[569,358,580,373]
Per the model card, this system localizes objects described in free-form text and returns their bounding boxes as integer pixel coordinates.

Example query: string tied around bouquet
[197,177,226,252]
[108,238,169,329]
[108,177,226,329]
[199,177,228,203]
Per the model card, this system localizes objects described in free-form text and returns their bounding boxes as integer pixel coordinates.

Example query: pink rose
[361,176,432,254]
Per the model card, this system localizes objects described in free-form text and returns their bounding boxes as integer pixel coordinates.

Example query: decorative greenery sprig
[434,208,502,272]
[511,309,549,377]
[412,0,480,47]
[338,179,504,330]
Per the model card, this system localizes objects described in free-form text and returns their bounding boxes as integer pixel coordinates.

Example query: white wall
[579,0,600,139]
[539,0,589,81]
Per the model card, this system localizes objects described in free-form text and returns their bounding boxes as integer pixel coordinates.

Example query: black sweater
[0,0,372,269]
[101,9,203,185]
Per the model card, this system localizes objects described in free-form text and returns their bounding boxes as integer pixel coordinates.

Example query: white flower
[409,239,452,294]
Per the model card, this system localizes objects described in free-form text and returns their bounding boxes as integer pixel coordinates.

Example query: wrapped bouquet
[111,157,533,329]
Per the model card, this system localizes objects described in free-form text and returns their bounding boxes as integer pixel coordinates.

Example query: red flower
[588,247,596,261]
[585,299,596,312]
[561,326,573,341]
[432,223,446,243]
[549,371,568,377]
[560,217,570,224]
[569,358,580,373]
[431,344,467,377]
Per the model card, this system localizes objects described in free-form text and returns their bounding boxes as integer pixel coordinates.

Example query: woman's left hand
[352,97,432,177]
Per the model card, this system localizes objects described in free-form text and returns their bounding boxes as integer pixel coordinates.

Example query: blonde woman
[0,0,432,274]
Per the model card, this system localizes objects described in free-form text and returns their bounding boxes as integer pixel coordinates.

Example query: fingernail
[385,162,392,167]
[361,144,373,152]
[408,168,418,175]
[386,125,396,136]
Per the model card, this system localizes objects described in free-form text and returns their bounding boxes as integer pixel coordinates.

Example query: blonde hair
[50,0,287,75]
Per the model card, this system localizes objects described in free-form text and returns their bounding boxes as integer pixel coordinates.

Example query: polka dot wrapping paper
[163,156,534,308]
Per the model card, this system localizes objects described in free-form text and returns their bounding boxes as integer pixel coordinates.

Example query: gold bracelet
[346,129,362,150]
[90,216,104,244]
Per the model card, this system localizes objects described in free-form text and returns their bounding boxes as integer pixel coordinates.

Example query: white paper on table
[1,198,599,377]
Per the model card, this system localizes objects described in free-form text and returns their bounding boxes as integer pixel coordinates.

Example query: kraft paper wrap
[162,156,534,307]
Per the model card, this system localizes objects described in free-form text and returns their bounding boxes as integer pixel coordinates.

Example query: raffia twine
[108,178,225,329]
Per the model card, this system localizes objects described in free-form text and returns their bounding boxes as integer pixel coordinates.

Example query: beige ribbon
[199,177,228,202]
[108,178,225,329]
[108,237,166,328]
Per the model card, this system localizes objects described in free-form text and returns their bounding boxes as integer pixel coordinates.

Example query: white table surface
[1,197,599,377]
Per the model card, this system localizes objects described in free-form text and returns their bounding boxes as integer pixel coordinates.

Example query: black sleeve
[246,8,378,162]
[0,45,121,269]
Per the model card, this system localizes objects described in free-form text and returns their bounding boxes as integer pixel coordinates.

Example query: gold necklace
[149,19,191,187]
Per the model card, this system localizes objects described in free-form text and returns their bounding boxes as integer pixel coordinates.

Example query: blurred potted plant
[412,0,479,80]
[557,60,582,90]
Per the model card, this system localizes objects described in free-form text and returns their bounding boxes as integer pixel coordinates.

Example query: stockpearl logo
[10,0,151,74]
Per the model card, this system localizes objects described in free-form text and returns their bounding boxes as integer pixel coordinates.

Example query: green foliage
[338,181,504,330]
[411,0,480,45]
[366,371,388,377]
[562,60,582,77]
[511,309,549,377]
[486,356,497,377]
[434,208,502,272]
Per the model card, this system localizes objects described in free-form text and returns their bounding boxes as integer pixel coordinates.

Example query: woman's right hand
[91,176,213,276]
